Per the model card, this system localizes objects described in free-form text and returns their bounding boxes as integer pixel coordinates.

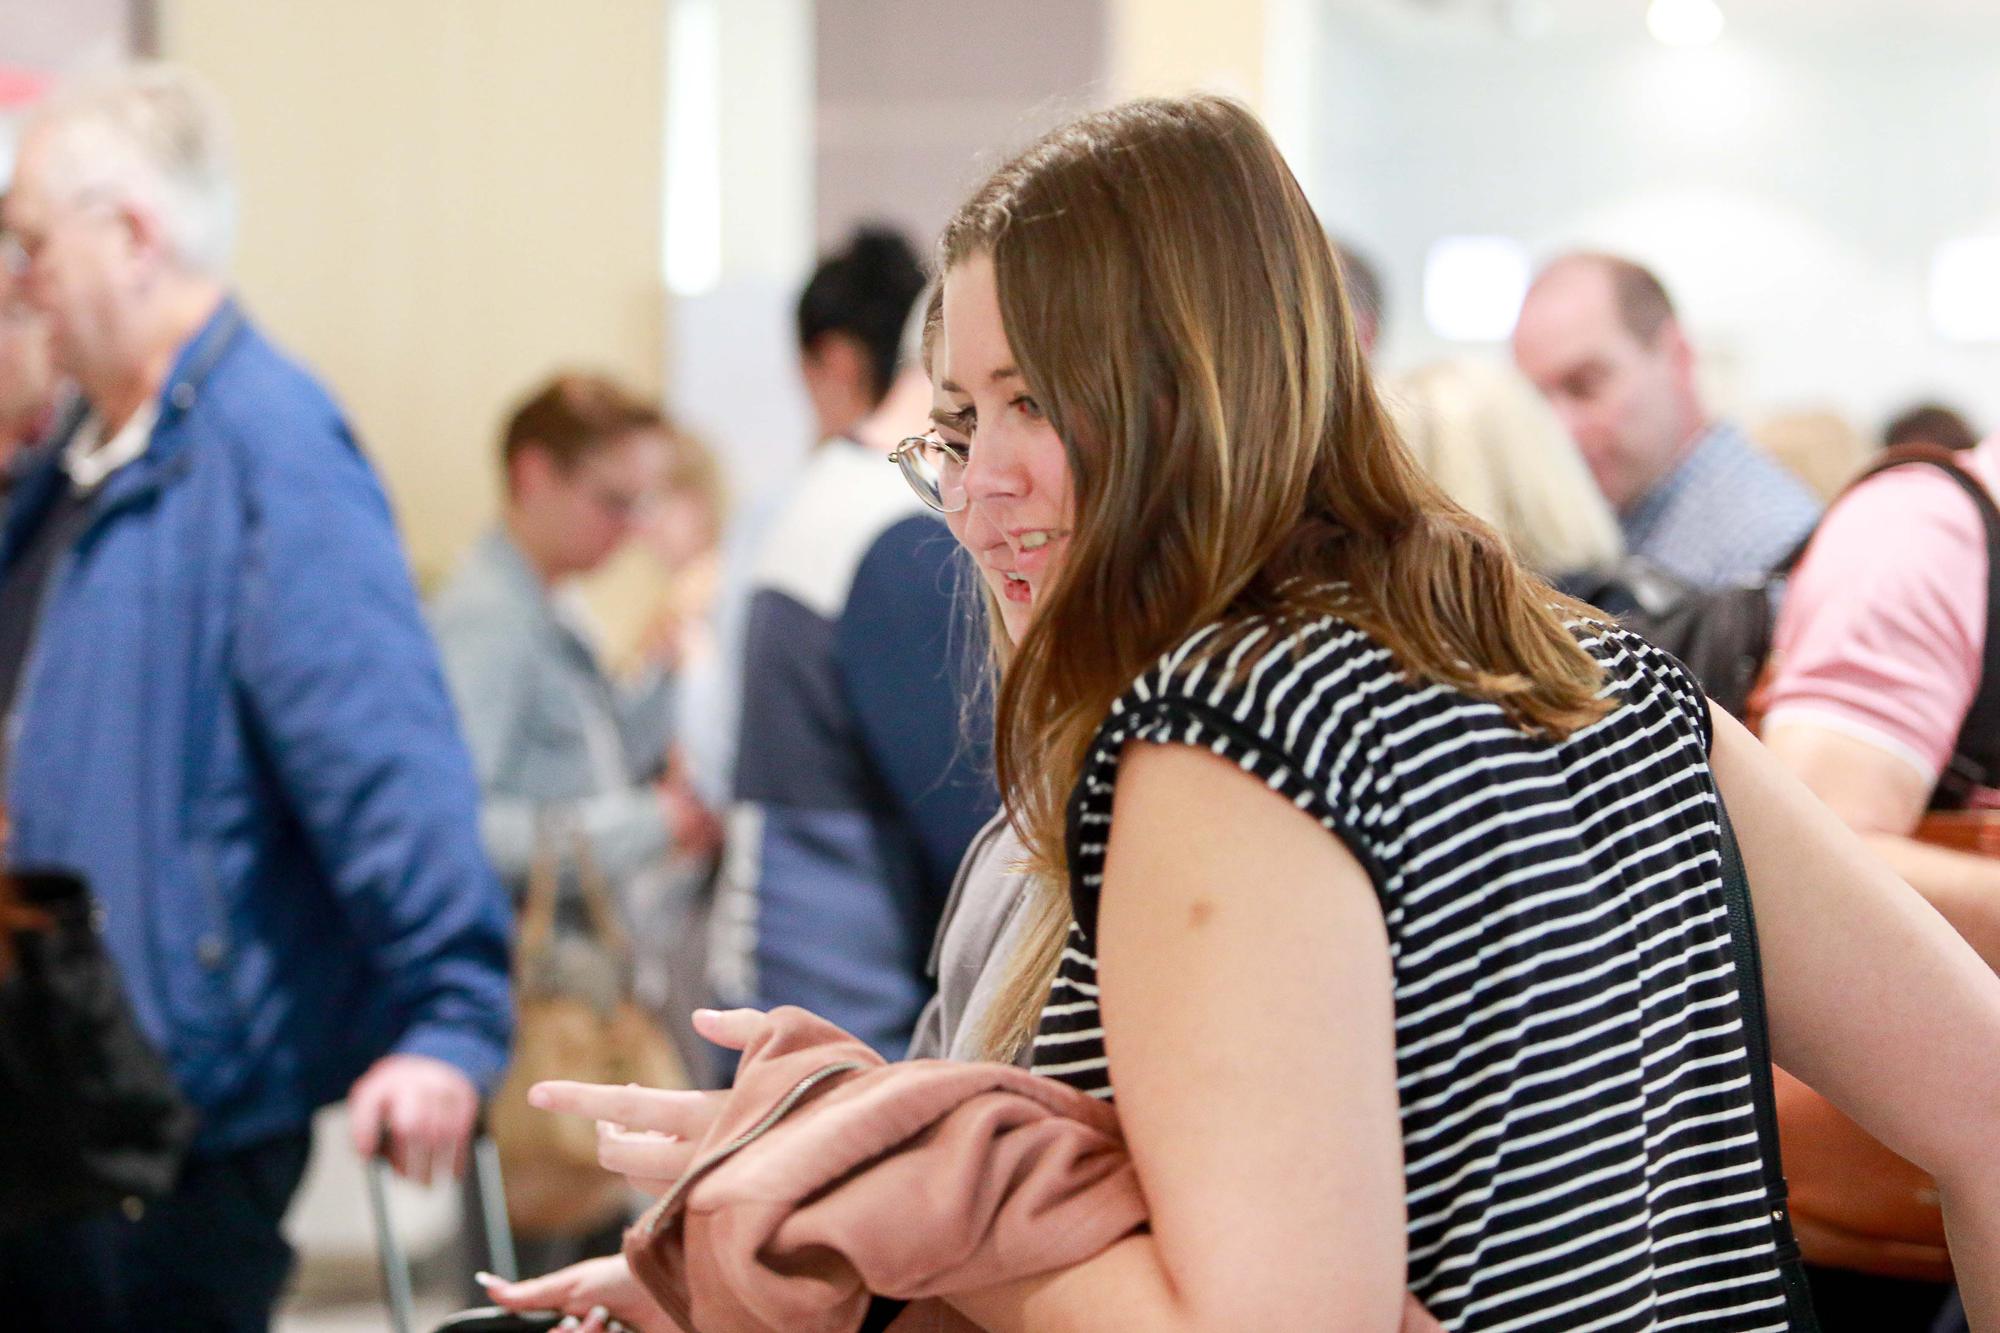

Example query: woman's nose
[962,431,1022,503]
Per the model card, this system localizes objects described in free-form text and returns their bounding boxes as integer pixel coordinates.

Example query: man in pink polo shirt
[1763,437,2000,968]
[1760,434,2000,1331]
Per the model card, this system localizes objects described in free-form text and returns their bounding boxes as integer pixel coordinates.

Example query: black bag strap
[1861,450,2000,808]
[1714,795,1819,1329]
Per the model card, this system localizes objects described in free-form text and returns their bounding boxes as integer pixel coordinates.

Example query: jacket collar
[98,296,246,497]
[0,298,249,569]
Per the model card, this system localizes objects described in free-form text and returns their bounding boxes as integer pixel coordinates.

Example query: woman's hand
[479,1255,682,1332]
[528,1080,721,1196]
[529,1009,772,1194]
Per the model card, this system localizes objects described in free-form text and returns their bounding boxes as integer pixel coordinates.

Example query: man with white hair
[0,65,511,1327]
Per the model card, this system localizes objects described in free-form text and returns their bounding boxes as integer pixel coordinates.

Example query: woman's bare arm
[951,741,1410,1331]
[1710,705,2000,1323]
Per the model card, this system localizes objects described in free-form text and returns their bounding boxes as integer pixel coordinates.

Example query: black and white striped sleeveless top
[1034,613,1788,1331]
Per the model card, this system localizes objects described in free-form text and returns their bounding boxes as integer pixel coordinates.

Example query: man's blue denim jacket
[2,300,513,1154]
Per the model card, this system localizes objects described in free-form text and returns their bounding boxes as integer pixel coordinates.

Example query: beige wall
[1107,0,1266,106]
[160,0,668,599]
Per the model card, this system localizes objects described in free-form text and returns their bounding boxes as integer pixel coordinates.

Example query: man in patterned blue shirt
[1513,251,1819,588]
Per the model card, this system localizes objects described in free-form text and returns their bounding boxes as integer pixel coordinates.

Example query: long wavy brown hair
[942,96,1610,1060]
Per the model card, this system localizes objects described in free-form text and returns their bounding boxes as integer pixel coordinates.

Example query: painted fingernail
[558,1320,580,1331]
[473,1270,502,1289]
[589,1308,609,1322]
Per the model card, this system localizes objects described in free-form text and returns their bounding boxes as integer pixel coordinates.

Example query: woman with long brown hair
[500,97,2000,1331]
[880,94,2000,1329]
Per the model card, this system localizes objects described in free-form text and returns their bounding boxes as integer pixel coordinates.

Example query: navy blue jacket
[708,440,997,1060]
[3,301,513,1153]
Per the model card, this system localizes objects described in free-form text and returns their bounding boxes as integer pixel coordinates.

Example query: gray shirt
[907,812,1037,1066]
[429,528,678,890]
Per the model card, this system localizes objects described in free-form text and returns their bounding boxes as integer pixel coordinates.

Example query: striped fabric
[1033,613,1789,1331]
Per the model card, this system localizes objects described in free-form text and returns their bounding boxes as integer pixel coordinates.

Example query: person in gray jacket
[431,373,722,895]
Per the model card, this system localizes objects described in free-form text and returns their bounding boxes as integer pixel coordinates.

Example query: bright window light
[664,0,722,297]
[1648,0,1725,48]
[1423,236,1531,342]
[1931,237,2000,342]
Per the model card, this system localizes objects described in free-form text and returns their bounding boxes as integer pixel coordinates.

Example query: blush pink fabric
[1764,438,2000,805]
[622,1006,1146,1333]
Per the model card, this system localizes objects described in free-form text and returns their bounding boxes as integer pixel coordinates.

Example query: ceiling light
[1931,237,2000,342]
[1647,0,1725,48]
[1423,236,1531,343]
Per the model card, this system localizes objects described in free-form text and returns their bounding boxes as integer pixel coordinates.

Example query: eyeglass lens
[894,437,967,514]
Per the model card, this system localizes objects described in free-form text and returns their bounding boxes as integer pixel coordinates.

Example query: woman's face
[937,254,1074,643]
[518,428,667,579]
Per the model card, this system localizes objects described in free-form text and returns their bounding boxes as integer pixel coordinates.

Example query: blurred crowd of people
[3,61,1999,1333]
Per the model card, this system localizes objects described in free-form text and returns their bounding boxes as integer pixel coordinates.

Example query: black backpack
[1564,556,1774,722]
[1568,443,2000,810]
[0,868,195,1234]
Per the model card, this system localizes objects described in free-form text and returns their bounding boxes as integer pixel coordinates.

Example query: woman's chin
[997,599,1035,642]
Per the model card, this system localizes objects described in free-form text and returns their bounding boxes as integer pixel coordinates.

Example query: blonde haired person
[1387,357,1622,579]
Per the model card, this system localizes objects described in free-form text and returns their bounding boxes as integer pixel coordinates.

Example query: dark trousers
[0,1131,313,1332]
[1805,1263,1954,1333]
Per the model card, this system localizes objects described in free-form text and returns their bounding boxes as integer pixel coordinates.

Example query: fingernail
[527,1085,551,1108]
[589,1308,609,1322]
[693,1007,718,1021]
[473,1270,502,1289]
[559,1320,580,1331]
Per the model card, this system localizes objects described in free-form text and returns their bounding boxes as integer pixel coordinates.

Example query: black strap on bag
[1713,797,1820,1330]
[1858,451,2000,809]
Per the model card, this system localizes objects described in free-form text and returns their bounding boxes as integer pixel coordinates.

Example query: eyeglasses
[889,433,969,514]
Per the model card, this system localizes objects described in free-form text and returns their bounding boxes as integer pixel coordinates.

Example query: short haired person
[434,371,723,1066]
[0,66,511,1328]
[1513,251,1820,588]
[432,374,720,911]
